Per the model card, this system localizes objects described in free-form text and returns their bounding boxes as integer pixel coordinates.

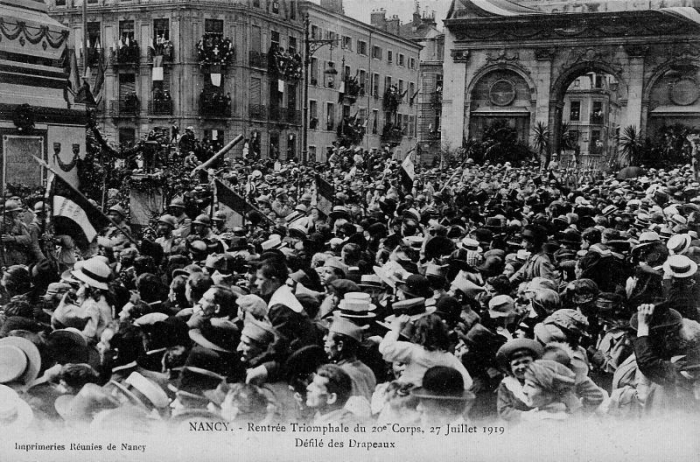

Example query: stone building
[442,0,700,165]
[47,0,304,160]
[303,0,421,161]
[398,7,444,165]
[47,0,420,163]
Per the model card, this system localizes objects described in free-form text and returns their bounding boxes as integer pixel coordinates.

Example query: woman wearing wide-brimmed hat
[68,257,115,343]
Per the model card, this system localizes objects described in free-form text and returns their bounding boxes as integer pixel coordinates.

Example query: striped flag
[400,152,415,191]
[314,173,334,216]
[215,179,274,225]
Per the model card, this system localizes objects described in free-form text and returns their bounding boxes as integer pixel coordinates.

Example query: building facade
[302,1,421,161]
[562,72,621,162]
[48,0,304,161]
[441,0,700,166]
[398,8,444,165]
[47,0,420,163]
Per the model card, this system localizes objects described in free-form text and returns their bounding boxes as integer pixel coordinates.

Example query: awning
[456,0,537,17]
[660,7,700,25]
[650,105,700,115]
[471,106,531,116]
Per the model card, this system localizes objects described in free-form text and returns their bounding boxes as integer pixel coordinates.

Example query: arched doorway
[550,65,624,169]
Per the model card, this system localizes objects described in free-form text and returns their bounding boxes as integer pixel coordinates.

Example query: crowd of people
[1,139,700,435]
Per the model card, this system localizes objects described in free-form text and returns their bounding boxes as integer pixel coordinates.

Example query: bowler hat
[411,366,475,401]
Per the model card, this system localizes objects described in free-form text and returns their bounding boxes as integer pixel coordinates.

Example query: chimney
[413,1,421,26]
[320,0,344,14]
[386,15,400,36]
[371,9,387,30]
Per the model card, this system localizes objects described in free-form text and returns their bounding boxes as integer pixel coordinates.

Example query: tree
[532,121,550,167]
[618,125,643,166]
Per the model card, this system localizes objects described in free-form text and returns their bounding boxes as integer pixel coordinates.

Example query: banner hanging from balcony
[278,79,285,93]
[211,64,222,87]
[152,55,163,82]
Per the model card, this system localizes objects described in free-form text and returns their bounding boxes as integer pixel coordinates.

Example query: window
[253,0,260,7]
[325,61,336,88]
[153,19,169,43]
[311,25,319,39]
[310,58,319,85]
[119,20,135,43]
[204,19,224,36]
[271,0,280,14]
[326,31,336,41]
[570,101,580,121]
[387,50,393,64]
[309,100,318,129]
[409,82,415,102]
[271,31,280,48]
[409,57,415,69]
[343,104,351,120]
[87,22,101,48]
[399,54,405,66]
[357,40,367,55]
[591,101,604,124]
[372,73,379,97]
[308,145,317,162]
[289,1,296,19]
[409,116,415,137]
[399,79,404,96]
[344,65,351,79]
[289,37,297,53]
[359,108,367,121]
[342,36,352,51]
[326,102,335,130]
[372,45,382,60]
[55,0,66,6]
[591,129,603,154]
[359,70,367,93]
[251,25,262,53]
[204,129,225,152]
[384,76,392,93]
[372,109,379,134]
[595,75,604,89]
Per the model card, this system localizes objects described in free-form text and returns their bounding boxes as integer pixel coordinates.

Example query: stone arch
[464,64,537,145]
[548,61,628,158]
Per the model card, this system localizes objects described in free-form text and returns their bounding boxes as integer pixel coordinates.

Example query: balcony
[111,45,141,66]
[287,108,301,124]
[269,106,286,122]
[148,99,173,115]
[199,92,232,118]
[249,51,268,69]
[381,125,403,144]
[110,98,141,118]
[590,112,605,125]
[249,104,267,119]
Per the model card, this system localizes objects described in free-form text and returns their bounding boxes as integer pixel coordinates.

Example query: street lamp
[302,13,338,162]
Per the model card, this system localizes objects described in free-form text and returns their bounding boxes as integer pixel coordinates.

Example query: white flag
[211,73,221,87]
[278,79,285,93]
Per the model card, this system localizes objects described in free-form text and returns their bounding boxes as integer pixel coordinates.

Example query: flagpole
[30,156,138,246]
[82,0,87,74]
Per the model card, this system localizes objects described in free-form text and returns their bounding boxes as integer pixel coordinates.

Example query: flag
[314,173,334,216]
[338,80,345,103]
[278,79,285,93]
[214,179,274,225]
[68,49,81,92]
[51,173,112,249]
[400,152,415,191]
[93,56,105,100]
[152,55,164,81]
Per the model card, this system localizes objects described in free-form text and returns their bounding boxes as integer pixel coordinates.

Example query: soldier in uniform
[212,210,230,235]
[167,197,191,239]
[100,205,132,255]
[155,214,182,258]
[27,201,47,263]
[0,200,32,267]
[272,188,293,219]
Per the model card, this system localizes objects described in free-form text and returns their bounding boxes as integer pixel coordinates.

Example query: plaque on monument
[489,80,516,106]
[670,78,700,106]
[2,135,45,191]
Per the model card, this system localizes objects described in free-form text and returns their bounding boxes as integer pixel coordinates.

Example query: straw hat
[71,257,111,290]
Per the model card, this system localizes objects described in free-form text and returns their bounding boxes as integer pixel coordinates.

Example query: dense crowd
[0,141,700,434]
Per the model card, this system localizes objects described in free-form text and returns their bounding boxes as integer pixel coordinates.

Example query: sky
[311,0,452,29]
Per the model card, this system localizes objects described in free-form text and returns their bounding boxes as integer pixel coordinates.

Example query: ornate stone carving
[624,44,649,59]
[486,49,519,64]
[451,49,470,63]
[535,48,556,61]
[559,46,624,76]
